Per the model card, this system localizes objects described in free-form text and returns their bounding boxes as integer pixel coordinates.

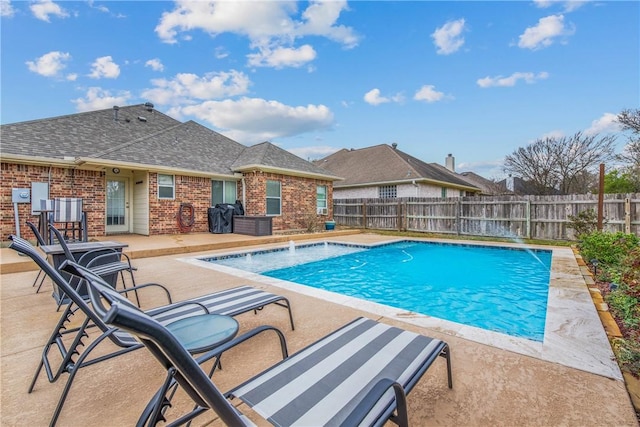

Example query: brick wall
[148,173,213,235]
[1,162,334,240]
[0,163,105,241]
[242,171,333,231]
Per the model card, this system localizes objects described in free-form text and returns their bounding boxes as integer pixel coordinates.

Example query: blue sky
[1,0,638,179]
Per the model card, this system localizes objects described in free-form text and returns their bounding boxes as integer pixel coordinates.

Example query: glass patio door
[106,178,129,233]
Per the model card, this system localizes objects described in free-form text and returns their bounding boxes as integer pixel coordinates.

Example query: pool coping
[178,237,622,380]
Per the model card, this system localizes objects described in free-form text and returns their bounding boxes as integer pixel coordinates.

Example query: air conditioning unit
[317,207,328,215]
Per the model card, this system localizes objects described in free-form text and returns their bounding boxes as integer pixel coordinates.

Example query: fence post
[625,197,631,234]
[455,199,461,235]
[362,200,367,229]
[526,200,531,239]
[397,200,402,231]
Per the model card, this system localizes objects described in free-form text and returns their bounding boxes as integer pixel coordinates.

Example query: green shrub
[606,290,640,330]
[611,338,640,376]
[578,231,639,268]
[567,209,599,237]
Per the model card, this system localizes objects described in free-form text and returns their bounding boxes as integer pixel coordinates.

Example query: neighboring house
[1,104,340,240]
[314,144,480,199]
[457,171,509,195]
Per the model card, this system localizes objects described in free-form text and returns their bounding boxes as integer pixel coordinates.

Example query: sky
[1,0,638,179]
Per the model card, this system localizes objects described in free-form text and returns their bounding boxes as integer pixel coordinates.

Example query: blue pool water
[204,241,552,341]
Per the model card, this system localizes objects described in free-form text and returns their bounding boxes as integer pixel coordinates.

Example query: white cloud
[414,85,445,103]
[30,0,68,22]
[1,0,15,17]
[215,47,229,59]
[364,88,389,106]
[518,14,575,50]
[533,0,587,12]
[25,51,71,78]
[71,87,132,112]
[431,18,466,55]
[145,58,165,72]
[88,0,109,14]
[477,71,549,88]
[141,70,250,105]
[66,73,78,81]
[88,56,120,79]
[585,113,621,136]
[178,97,334,144]
[364,88,403,106]
[288,145,339,161]
[247,44,316,68]
[155,0,358,69]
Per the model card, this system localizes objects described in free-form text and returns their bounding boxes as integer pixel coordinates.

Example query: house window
[158,174,175,199]
[211,180,237,205]
[317,185,328,215]
[441,187,447,198]
[378,185,397,198]
[266,180,281,215]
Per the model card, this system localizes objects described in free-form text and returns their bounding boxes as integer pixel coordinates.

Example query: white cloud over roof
[88,56,120,79]
[477,71,549,88]
[25,51,71,78]
[518,14,575,50]
[431,18,466,55]
[30,0,68,22]
[154,0,358,69]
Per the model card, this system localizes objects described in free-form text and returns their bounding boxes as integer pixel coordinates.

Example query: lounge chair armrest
[116,282,173,304]
[202,325,289,367]
[341,378,409,427]
[147,300,211,317]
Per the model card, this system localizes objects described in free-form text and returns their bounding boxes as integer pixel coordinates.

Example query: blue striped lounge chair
[8,235,295,427]
[98,287,453,426]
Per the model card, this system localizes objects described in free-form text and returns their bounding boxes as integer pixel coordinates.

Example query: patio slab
[1,232,638,426]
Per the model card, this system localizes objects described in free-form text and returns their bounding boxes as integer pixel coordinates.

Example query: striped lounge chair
[8,235,294,427]
[99,292,453,426]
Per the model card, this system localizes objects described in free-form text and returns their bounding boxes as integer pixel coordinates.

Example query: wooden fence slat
[333,194,640,240]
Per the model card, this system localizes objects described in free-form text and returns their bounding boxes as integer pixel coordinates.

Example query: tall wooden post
[597,163,605,231]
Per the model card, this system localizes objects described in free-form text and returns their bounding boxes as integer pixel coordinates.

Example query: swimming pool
[202,241,552,341]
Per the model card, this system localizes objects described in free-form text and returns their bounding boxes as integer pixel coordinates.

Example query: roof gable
[316,144,479,190]
[233,141,339,179]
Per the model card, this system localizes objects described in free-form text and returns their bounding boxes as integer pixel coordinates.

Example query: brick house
[1,104,340,241]
[314,144,480,198]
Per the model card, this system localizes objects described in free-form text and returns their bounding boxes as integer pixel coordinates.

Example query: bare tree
[616,109,640,191]
[503,132,616,195]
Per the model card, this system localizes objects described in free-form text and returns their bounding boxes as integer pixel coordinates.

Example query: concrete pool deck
[1,231,638,426]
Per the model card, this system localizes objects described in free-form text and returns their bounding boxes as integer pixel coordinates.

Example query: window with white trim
[441,187,447,199]
[378,185,397,198]
[266,180,281,215]
[317,185,328,215]
[211,180,237,205]
[158,174,175,199]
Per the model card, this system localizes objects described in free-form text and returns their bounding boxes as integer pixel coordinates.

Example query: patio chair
[48,197,87,243]
[95,295,453,426]
[48,224,141,308]
[25,220,48,292]
[8,235,295,427]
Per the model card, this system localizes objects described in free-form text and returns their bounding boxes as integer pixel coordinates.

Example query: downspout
[241,176,246,209]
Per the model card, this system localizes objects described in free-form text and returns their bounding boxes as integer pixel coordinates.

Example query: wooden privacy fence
[333,193,640,241]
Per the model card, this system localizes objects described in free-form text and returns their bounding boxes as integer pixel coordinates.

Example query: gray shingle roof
[315,144,480,190]
[1,104,336,179]
[233,142,338,178]
[1,104,181,159]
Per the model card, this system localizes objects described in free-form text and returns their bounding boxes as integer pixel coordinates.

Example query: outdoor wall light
[112,167,121,174]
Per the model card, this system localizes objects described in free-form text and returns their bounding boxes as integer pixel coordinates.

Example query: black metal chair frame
[25,220,48,293]
[8,235,292,427]
[48,224,140,309]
